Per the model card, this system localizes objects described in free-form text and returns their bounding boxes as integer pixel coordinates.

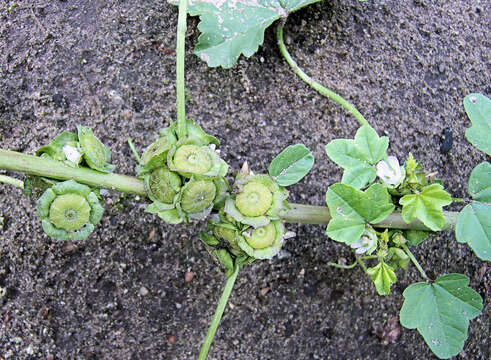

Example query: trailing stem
[0,148,459,230]
[198,265,241,360]
[402,244,430,281]
[276,21,369,127]
[0,174,23,189]
[176,0,188,139]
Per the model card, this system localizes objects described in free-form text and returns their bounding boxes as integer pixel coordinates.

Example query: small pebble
[185,271,194,283]
[139,286,149,296]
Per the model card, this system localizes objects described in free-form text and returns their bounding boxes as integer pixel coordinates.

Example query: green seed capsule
[246,222,276,249]
[49,193,91,231]
[146,167,182,204]
[235,182,273,217]
[173,145,212,174]
[181,179,216,213]
[36,180,104,241]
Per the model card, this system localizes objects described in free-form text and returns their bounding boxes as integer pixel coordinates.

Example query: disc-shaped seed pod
[77,125,115,173]
[237,220,285,260]
[37,180,104,241]
[180,178,216,218]
[174,144,212,174]
[235,182,273,217]
[145,166,182,205]
[168,140,228,178]
[225,174,289,228]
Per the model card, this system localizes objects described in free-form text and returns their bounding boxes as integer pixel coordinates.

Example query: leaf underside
[174,0,321,68]
[400,274,483,359]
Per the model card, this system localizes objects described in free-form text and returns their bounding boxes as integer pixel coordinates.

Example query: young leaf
[268,144,314,186]
[468,161,491,202]
[353,125,389,164]
[366,261,397,296]
[405,230,430,247]
[400,184,452,231]
[463,93,491,155]
[325,125,388,189]
[175,0,321,68]
[400,274,483,359]
[325,183,395,244]
[455,202,491,261]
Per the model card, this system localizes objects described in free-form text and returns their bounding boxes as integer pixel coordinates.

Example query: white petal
[355,247,367,254]
[350,238,364,249]
[63,145,82,163]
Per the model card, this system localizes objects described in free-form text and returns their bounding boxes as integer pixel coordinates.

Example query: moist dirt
[0,1,489,359]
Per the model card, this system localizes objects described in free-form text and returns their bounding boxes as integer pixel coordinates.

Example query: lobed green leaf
[468,161,491,202]
[400,274,483,359]
[172,0,321,68]
[366,261,397,296]
[399,184,452,231]
[455,202,491,261]
[463,93,491,155]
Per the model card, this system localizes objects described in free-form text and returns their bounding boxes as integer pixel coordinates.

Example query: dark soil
[0,1,489,359]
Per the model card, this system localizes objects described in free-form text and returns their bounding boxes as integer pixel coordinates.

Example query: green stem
[0,149,145,196]
[176,0,187,139]
[198,265,240,360]
[281,203,458,231]
[401,244,430,281]
[127,138,141,163]
[277,22,369,127]
[356,256,369,274]
[0,149,460,231]
[0,174,23,189]
[327,260,358,269]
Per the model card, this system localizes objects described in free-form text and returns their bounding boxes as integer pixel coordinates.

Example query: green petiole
[277,21,369,127]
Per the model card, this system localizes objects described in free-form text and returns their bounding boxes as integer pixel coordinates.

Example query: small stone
[175,303,182,309]
[121,109,133,120]
[184,271,194,283]
[167,335,176,344]
[139,286,149,296]
[260,287,270,296]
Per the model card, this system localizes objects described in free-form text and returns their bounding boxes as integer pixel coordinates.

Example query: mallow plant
[0,1,489,359]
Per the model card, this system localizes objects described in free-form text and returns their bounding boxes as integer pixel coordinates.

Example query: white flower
[376,156,405,186]
[350,229,377,255]
[62,144,82,164]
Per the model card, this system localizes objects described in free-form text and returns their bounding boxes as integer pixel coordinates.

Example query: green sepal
[213,248,234,271]
[51,179,91,196]
[400,184,452,231]
[213,177,230,209]
[199,231,220,246]
[387,247,410,270]
[37,188,57,219]
[171,118,219,146]
[87,192,104,225]
[139,127,178,174]
[366,261,397,296]
[179,177,217,214]
[145,205,184,225]
[23,176,58,198]
[77,125,115,173]
[400,274,483,359]
[36,131,79,162]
